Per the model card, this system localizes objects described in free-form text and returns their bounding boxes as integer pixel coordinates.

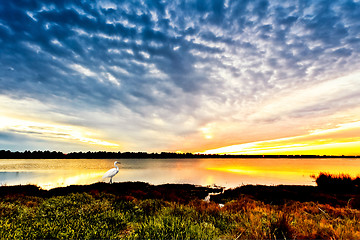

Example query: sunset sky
[1,0,360,155]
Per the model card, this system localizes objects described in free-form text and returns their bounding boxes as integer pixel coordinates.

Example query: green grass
[2,190,360,239]
[0,193,127,239]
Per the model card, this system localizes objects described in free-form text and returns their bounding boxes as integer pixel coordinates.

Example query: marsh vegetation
[1,174,360,239]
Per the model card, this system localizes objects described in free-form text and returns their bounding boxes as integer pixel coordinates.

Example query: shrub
[315,172,356,193]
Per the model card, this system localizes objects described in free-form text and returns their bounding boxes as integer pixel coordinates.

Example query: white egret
[102,161,120,183]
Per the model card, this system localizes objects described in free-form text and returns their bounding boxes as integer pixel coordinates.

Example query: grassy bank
[1,175,360,239]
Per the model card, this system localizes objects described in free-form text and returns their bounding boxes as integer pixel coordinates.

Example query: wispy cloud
[0,116,119,148]
[204,120,360,155]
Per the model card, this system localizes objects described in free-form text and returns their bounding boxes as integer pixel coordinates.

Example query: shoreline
[0,182,223,203]
[2,181,360,208]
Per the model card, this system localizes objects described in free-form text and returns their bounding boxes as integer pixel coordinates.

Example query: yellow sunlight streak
[203,121,360,155]
[37,171,105,190]
[207,167,259,175]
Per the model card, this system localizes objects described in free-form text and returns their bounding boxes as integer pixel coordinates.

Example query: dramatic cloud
[1,0,360,153]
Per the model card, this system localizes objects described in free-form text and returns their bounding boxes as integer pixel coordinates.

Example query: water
[0,158,359,189]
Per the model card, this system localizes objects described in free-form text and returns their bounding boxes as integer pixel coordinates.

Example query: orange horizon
[200,121,360,156]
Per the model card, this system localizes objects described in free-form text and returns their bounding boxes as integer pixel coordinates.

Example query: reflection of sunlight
[2,158,360,189]
[206,159,360,185]
[207,166,303,179]
[204,175,215,186]
[36,171,105,190]
[207,167,259,175]
[206,166,311,185]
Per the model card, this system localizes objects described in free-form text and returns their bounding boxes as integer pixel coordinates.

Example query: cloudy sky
[1,0,360,155]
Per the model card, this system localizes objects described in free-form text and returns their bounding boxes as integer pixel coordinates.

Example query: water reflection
[0,170,105,189]
[0,158,359,189]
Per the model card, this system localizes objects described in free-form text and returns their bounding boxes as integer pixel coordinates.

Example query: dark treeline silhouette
[0,150,358,159]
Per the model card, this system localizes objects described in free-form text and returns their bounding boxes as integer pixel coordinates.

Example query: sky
[1,0,360,155]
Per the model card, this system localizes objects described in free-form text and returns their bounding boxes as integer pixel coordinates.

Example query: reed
[314,172,360,193]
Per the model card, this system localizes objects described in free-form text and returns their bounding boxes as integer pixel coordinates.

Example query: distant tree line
[0,150,196,159]
[0,150,357,159]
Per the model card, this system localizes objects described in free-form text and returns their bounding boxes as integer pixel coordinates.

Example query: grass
[2,176,360,239]
[0,193,127,239]
[2,193,360,239]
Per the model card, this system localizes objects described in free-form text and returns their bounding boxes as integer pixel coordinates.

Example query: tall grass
[2,188,360,239]
[314,172,360,193]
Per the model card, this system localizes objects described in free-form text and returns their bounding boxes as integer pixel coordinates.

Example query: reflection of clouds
[0,172,34,183]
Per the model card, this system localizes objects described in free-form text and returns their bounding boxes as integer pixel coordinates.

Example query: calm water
[1,158,360,189]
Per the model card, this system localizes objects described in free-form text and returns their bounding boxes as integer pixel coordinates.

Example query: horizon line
[0,150,358,158]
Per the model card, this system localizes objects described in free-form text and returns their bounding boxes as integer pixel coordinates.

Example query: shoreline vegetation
[2,173,360,239]
[0,150,359,159]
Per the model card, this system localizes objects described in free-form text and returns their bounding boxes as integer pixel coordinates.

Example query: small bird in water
[102,161,120,183]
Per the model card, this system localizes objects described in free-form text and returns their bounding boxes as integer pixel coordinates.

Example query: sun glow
[203,121,360,155]
[200,125,213,139]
